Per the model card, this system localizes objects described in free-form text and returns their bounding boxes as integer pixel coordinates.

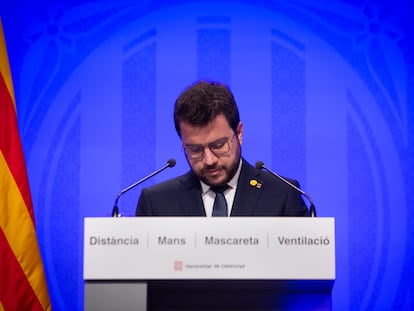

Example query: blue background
[1,0,413,309]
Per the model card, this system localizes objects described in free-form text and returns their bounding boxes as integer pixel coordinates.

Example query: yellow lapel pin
[249,179,262,189]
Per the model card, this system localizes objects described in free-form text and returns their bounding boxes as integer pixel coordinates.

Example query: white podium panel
[84,217,335,281]
[84,217,335,311]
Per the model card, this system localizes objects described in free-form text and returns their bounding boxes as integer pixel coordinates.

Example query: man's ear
[236,122,243,145]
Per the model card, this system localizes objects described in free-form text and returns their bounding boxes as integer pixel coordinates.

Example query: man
[136,80,308,217]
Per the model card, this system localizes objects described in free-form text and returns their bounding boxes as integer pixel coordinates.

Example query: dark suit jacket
[136,158,309,217]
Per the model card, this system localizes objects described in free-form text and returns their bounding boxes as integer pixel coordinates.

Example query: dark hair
[173,80,240,137]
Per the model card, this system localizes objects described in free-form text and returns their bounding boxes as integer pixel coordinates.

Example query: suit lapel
[176,161,263,217]
[231,160,263,216]
[177,172,206,216]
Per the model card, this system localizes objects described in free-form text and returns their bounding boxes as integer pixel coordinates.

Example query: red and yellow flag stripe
[0,18,51,311]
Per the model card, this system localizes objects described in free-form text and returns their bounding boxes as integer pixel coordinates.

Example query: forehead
[180,114,232,144]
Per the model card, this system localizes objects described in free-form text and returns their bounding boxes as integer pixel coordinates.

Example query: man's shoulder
[241,159,300,190]
[143,171,197,193]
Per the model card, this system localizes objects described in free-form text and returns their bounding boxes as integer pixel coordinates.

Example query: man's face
[180,114,243,186]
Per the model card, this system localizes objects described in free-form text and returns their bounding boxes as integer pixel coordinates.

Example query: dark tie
[211,185,229,217]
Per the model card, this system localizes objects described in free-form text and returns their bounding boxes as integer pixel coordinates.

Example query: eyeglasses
[183,136,233,160]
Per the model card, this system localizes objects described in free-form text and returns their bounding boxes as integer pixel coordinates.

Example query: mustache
[203,163,221,171]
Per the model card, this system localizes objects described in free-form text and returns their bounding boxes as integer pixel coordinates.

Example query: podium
[84,217,335,310]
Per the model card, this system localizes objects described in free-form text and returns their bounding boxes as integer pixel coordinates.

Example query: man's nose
[202,147,218,165]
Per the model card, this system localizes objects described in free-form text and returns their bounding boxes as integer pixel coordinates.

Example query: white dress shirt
[200,159,242,217]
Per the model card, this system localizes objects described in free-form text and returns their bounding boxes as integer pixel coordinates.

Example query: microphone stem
[112,162,172,217]
[308,203,316,218]
[262,164,316,218]
[119,163,170,196]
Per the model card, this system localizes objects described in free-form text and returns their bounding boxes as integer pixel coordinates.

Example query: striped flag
[0,19,52,310]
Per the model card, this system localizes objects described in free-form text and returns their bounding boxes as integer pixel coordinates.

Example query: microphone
[255,161,316,217]
[111,158,176,217]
